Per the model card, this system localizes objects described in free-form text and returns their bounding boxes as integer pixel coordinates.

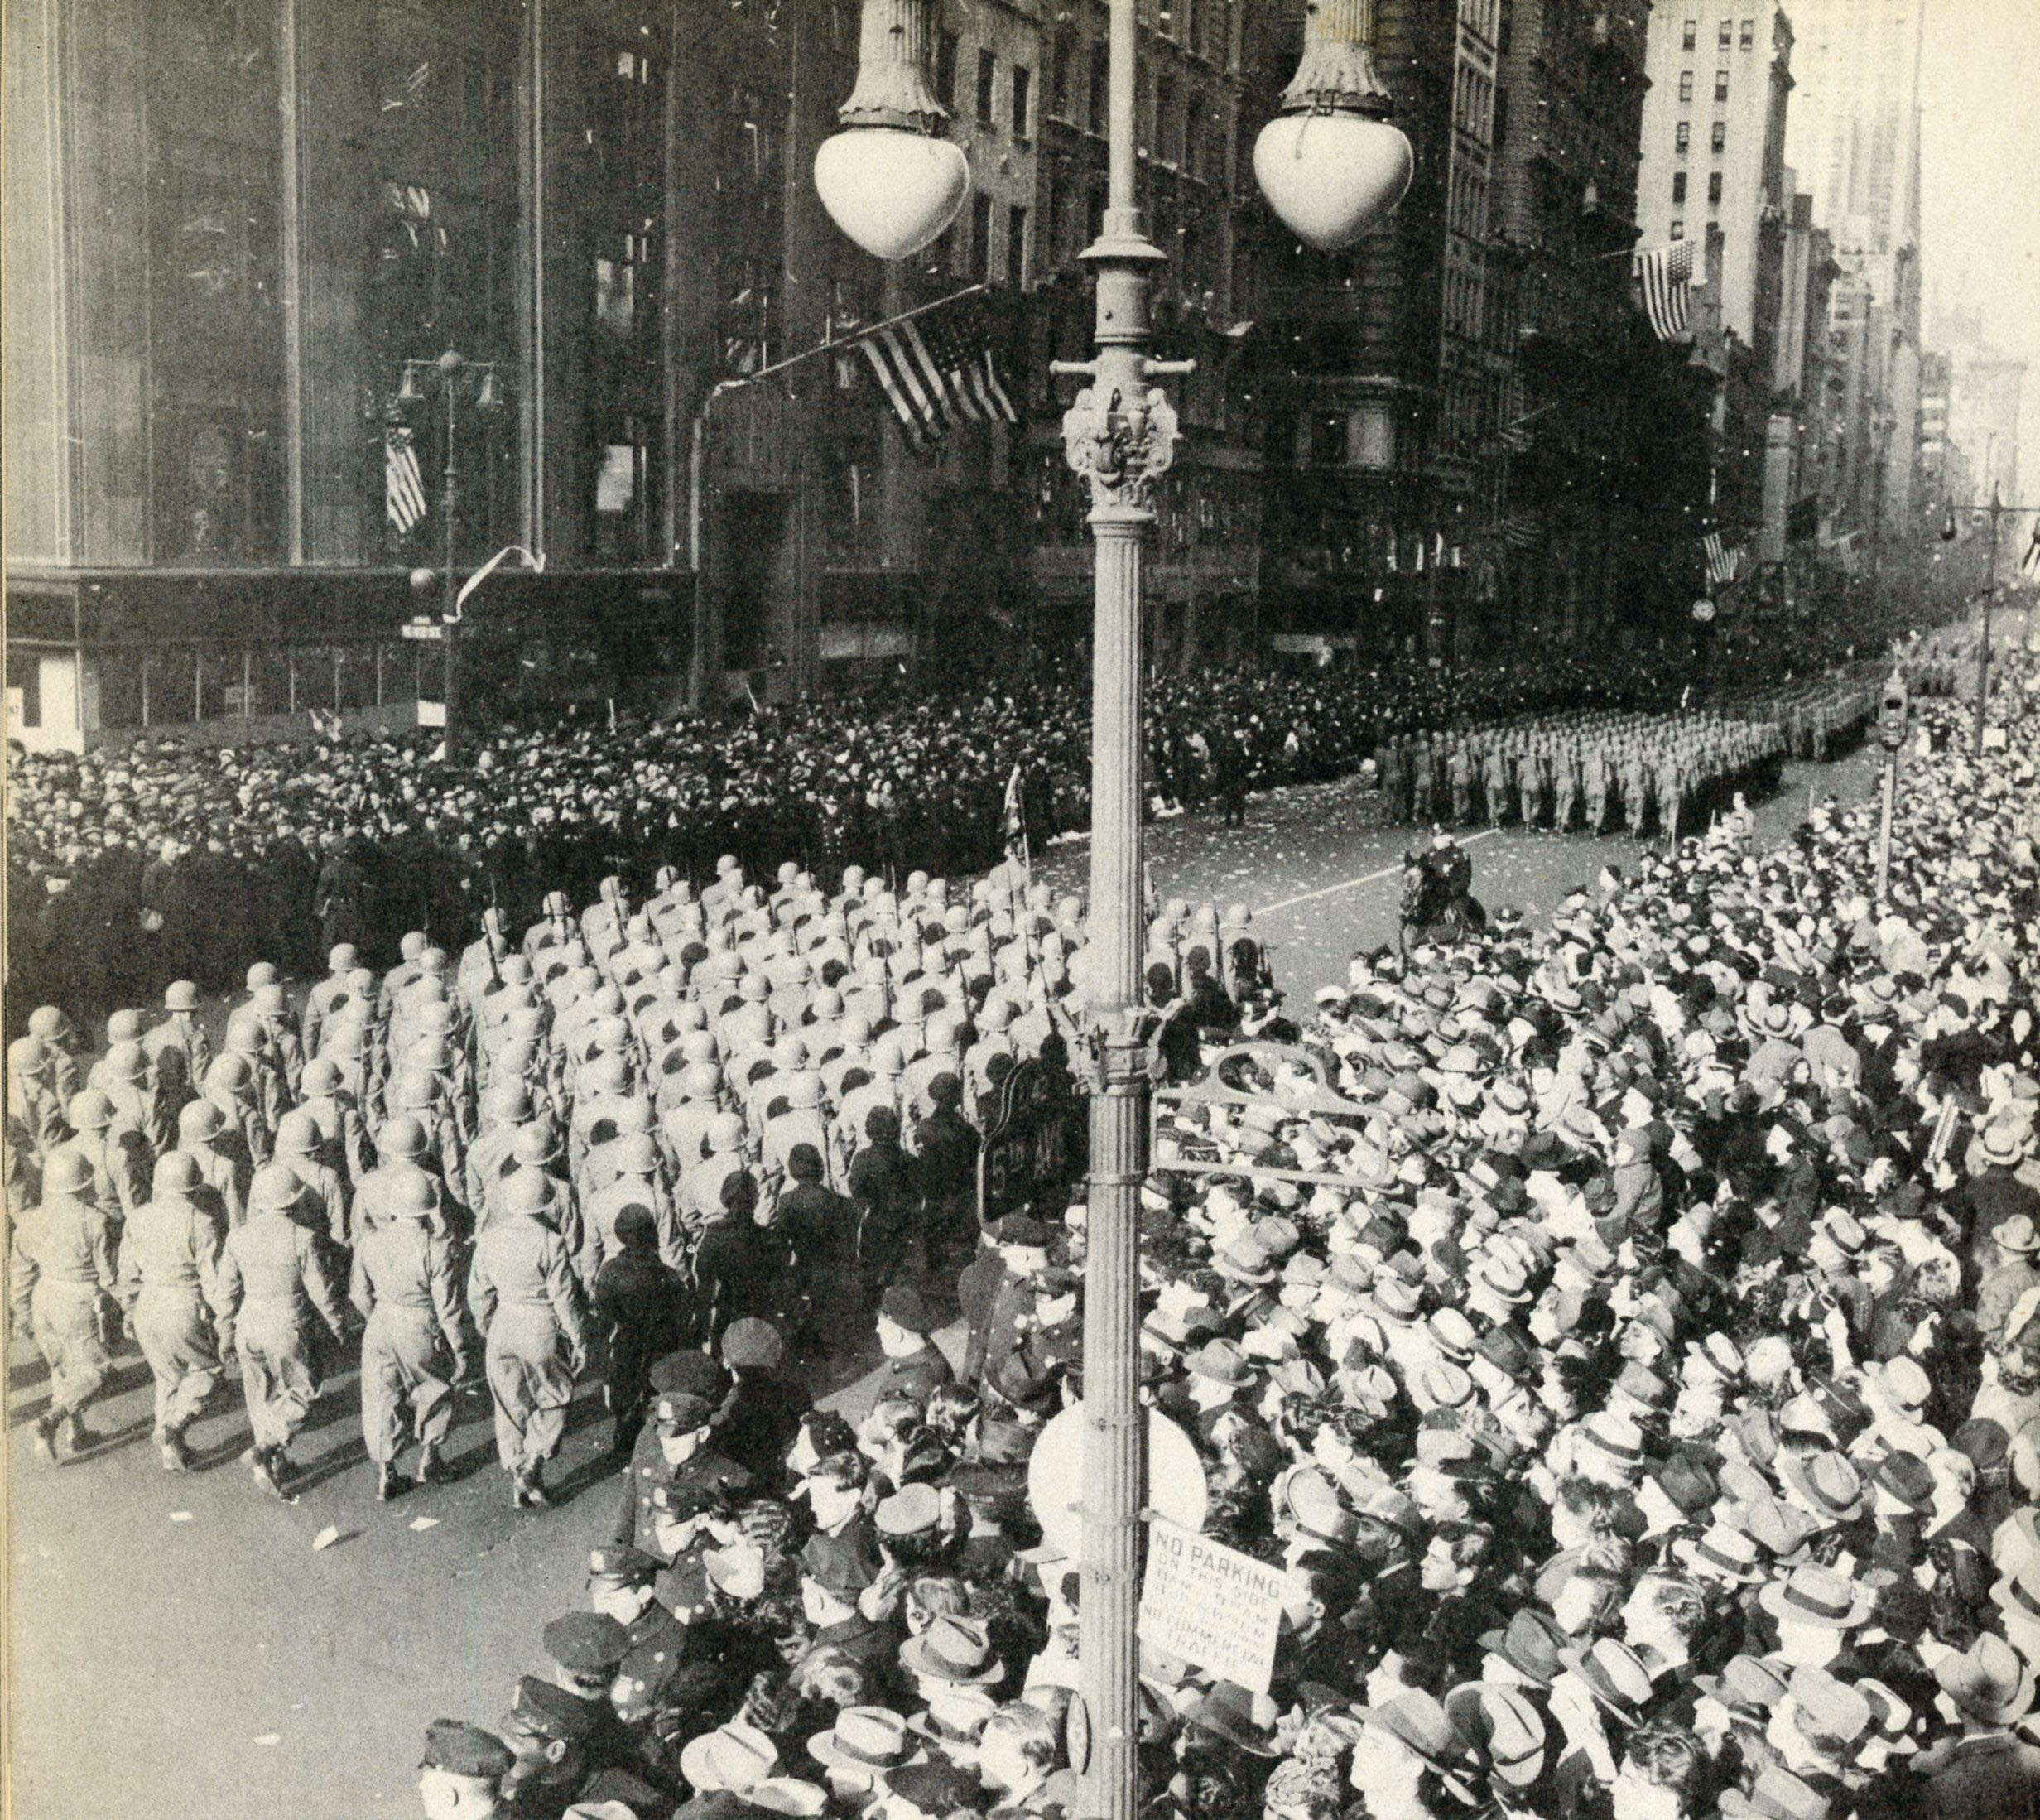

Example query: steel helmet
[785,1072,822,1110]
[681,1032,720,1067]
[108,1040,150,1081]
[377,1113,430,1161]
[501,954,533,987]
[681,1062,723,1100]
[979,998,1013,1033]
[739,972,771,1005]
[811,987,846,1020]
[45,1152,95,1196]
[419,946,450,976]
[926,1016,961,1053]
[418,1001,459,1036]
[584,1053,631,1098]
[730,1005,773,1050]
[328,942,359,973]
[245,962,281,991]
[512,1121,562,1167]
[872,1036,907,1076]
[107,1009,144,1045]
[593,984,625,1018]
[277,1110,320,1156]
[773,1035,810,1072]
[301,1057,344,1096]
[152,1151,204,1196]
[400,931,430,961]
[27,1006,66,1039]
[344,967,378,997]
[392,1067,440,1111]
[164,980,203,1013]
[502,1168,556,1218]
[68,1090,116,1131]
[407,1036,452,1076]
[253,983,288,1017]
[592,1014,633,1054]
[248,1163,304,1213]
[388,1168,438,1219]
[707,1111,747,1153]
[841,1013,874,1049]
[485,1081,533,1125]
[615,1133,662,1175]
[178,1099,228,1142]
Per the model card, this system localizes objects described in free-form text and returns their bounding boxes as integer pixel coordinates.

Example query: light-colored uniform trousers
[468,1213,588,1473]
[351,1219,465,1463]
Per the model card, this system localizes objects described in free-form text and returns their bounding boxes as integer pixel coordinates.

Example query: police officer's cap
[541,1611,631,1676]
[992,1215,1050,1248]
[878,1286,935,1335]
[420,1720,515,1779]
[507,1674,602,1742]
[653,1391,719,1432]
[587,1545,662,1590]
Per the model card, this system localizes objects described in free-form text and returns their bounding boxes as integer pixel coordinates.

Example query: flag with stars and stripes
[2023,515,2040,577]
[853,291,1018,450]
[385,423,427,536]
[1701,531,1744,587]
[1633,238,1697,340]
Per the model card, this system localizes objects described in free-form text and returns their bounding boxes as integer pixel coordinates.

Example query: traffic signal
[1879,672,1910,749]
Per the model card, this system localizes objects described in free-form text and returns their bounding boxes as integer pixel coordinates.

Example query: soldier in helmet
[214,1161,350,1498]
[351,1168,469,1500]
[301,942,363,1059]
[11,1148,121,1464]
[469,1165,589,1509]
[118,1150,230,1470]
[47,1089,151,1225]
[175,1096,251,1231]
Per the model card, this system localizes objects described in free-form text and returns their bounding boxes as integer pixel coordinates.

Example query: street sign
[1138,1517,1287,1694]
[401,619,445,642]
[976,1056,1085,1227]
[415,701,446,728]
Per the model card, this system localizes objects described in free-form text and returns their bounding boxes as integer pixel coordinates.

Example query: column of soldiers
[5,854,1263,1511]
[1373,707,1798,842]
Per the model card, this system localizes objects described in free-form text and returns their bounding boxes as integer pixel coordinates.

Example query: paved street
[4,736,1885,1820]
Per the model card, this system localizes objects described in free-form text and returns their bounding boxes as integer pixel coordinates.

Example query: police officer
[118,1149,230,1471]
[351,1168,470,1500]
[613,1376,754,1556]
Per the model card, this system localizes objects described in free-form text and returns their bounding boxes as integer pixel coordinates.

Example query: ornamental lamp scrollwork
[1061,383,1181,511]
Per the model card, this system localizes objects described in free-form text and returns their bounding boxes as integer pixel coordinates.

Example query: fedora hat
[1559,1638,1653,1729]
[1719,1769,1830,1820]
[1477,1607,1570,1688]
[1934,1631,2036,1726]
[1186,1339,1255,1388]
[807,1707,912,1773]
[1694,1654,1792,1714]
[1359,1692,1475,1796]
[1187,1681,1281,1758]
[747,1780,830,1817]
[898,1615,1003,1688]
[679,1721,779,1794]
[1778,1450,1867,1525]
[1758,1562,1874,1631]
[1675,1520,1766,1585]
[1442,1683,1546,1789]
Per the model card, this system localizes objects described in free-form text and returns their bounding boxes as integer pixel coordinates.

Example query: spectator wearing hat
[496,1671,615,1817]
[583,1545,694,1729]
[616,1357,753,1553]
[469,1166,591,1509]
[1957,1124,2040,1251]
[839,1288,955,1428]
[1975,1215,2040,1353]
[1915,1632,2040,1817]
[715,1315,812,1484]
[590,1203,688,1461]
[214,1162,351,1498]
[796,1530,901,1689]
[417,1718,516,1820]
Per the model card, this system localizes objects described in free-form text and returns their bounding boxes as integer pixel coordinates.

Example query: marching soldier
[215,1161,351,1498]
[118,1150,230,1471]
[11,1150,122,1465]
[350,1168,469,1500]
[142,980,212,1122]
[469,1167,589,1508]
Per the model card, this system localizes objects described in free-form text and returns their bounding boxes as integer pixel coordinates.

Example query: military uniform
[469,1203,589,1497]
[350,1206,469,1485]
[118,1176,229,1458]
[11,1178,121,1456]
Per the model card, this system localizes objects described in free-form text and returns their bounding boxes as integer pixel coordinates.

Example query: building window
[1718,17,1732,46]
[1715,67,1729,99]
[935,31,959,110]
[1739,17,1754,46]
[1682,18,1697,48]
[1047,31,1068,117]
[1155,70,1177,161]
[1707,171,1723,204]
[1670,219,1685,239]
[976,49,996,124]
[1088,38,1109,134]
[1711,120,1726,152]
[1672,171,1687,203]
[1008,204,1028,286]
[1678,70,1693,100]
[1012,65,1031,137]
[973,193,995,281]
[1675,120,1691,152]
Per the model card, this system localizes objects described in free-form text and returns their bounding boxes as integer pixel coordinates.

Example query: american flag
[386,424,427,536]
[853,292,1018,450]
[1633,238,1697,341]
[2023,515,2040,577]
[1701,531,1744,586]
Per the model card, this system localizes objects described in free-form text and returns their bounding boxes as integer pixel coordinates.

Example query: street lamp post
[815,5,1409,1816]
[1941,487,2034,755]
[397,349,503,758]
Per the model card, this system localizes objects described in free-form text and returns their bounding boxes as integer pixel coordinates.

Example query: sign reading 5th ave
[1137,1519,1286,1695]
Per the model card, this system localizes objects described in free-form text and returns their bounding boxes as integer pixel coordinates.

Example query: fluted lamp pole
[818,6,1412,1818]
